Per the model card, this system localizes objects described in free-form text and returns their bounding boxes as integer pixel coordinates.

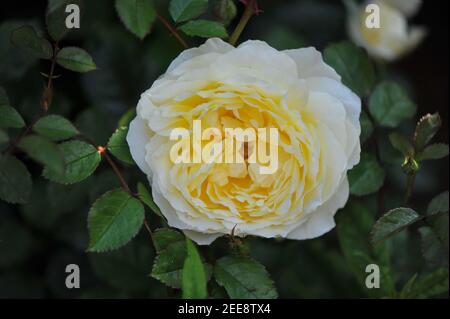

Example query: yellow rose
[127,38,361,244]
[346,0,426,61]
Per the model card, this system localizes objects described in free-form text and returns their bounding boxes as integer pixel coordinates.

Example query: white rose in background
[345,0,427,61]
[127,38,361,245]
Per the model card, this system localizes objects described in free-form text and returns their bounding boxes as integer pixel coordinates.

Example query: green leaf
[182,238,207,299]
[370,208,420,244]
[18,135,64,175]
[169,0,208,22]
[0,105,25,128]
[56,47,97,73]
[398,273,418,298]
[348,152,385,196]
[115,0,156,40]
[369,82,416,128]
[360,111,373,144]
[336,201,395,298]
[87,189,145,252]
[151,229,186,288]
[180,20,228,39]
[43,140,101,184]
[214,256,278,299]
[107,127,134,165]
[406,268,449,298]
[389,132,413,156]
[46,0,83,41]
[0,86,9,105]
[33,115,79,141]
[89,239,154,292]
[419,225,449,268]
[414,113,441,152]
[137,182,163,217]
[323,41,375,97]
[0,155,32,204]
[416,143,449,161]
[10,25,52,59]
[427,191,449,217]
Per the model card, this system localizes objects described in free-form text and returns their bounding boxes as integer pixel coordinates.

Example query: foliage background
[0,0,448,298]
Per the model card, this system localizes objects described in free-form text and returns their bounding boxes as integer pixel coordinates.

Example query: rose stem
[229,0,257,46]
[156,12,189,49]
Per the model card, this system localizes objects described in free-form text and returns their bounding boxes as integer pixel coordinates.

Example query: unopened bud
[402,156,419,175]
[214,0,237,25]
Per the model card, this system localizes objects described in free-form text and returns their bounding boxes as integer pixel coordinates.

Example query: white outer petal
[183,230,222,245]
[126,116,153,178]
[283,47,341,81]
[286,178,349,240]
[166,38,234,73]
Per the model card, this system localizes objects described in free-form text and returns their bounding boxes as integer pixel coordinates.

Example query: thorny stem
[156,12,189,49]
[3,42,59,154]
[229,0,257,46]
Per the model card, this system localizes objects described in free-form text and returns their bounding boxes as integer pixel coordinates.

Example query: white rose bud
[127,38,361,245]
[345,0,427,61]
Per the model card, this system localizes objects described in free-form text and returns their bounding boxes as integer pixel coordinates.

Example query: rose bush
[127,38,361,245]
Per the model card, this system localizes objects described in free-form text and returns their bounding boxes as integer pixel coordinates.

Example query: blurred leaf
[371,208,420,244]
[151,228,186,288]
[389,132,413,156]
[360,110,373,144]
[0,155,32,204]
[10,25,52,59]
[90,239,154,292]
[262,25,306,50]
[43,140,101,184]
[33,114,79,141]
[336,201,395,298]
[21,181,61,231]
[18,134,64,174]
[416,143,449,161]
[348,152,385,196]
[118,108,136,128]
[75,108,117,145]
[0,214,33,268]
[369,82,416,128]
[414,113,441,152]
[115,0,156,40]
[56,46,97,73]
[87,189,144,252]
[88,170,121,202]
[0,129,8,145]
[427,191,449,217]
[46,0,83,41]
[0,105,25,128]
[107,127,134,165]
[419,225,449,268]
[170,0,208,22]
[47,179,89,214]
[137,182,163,217]
[398,273,418,299]
[323,41,375,97]
[214,255,278,299]
[182,238,208,299]
[180,20,228,38]
[0,20,39,82]
[405,268,449,298]
[0,86,9,105]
